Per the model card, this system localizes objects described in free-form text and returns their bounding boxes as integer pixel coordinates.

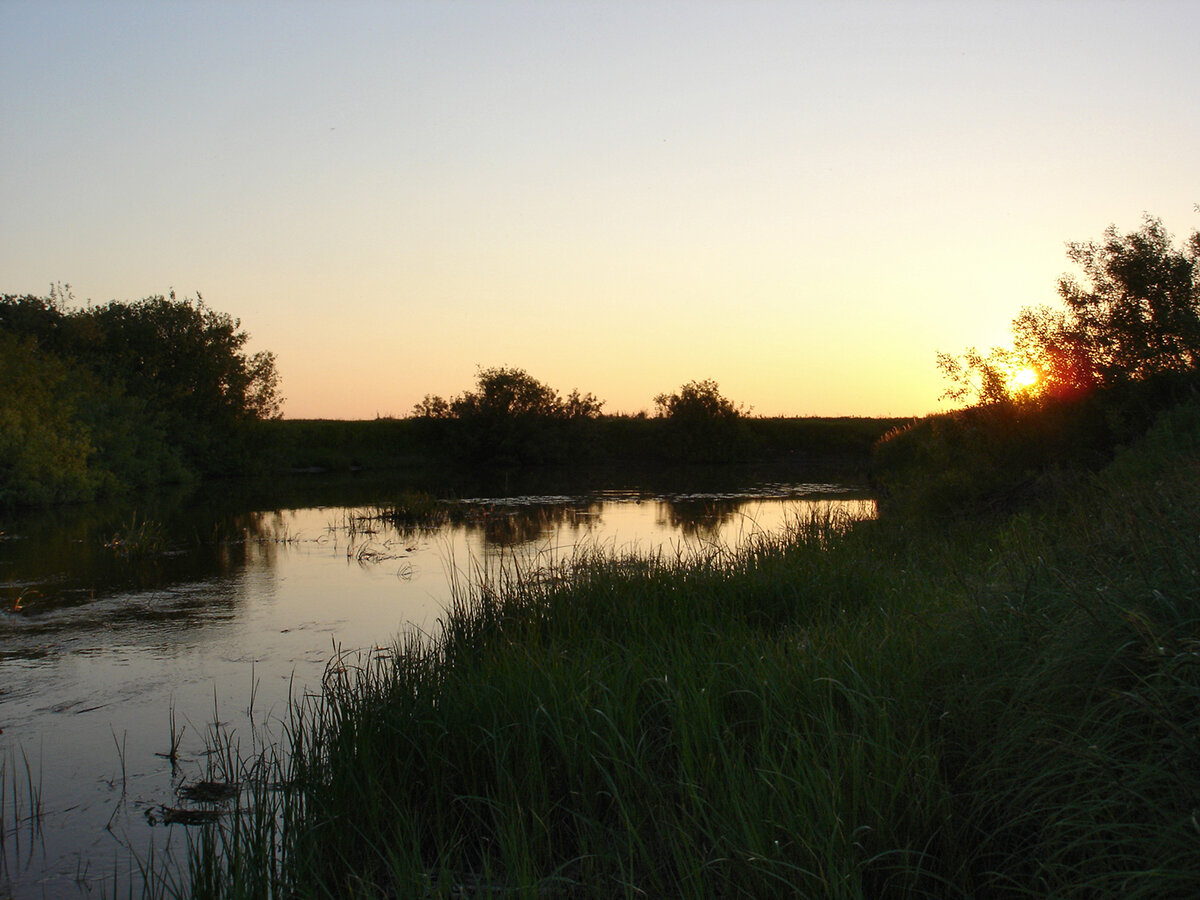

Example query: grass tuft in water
[104,513,167,559]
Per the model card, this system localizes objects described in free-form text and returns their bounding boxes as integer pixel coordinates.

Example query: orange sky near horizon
[2,1,1197,419]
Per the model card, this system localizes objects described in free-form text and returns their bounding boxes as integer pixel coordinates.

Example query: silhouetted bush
[652,379,750,462]
[413,367,604,465]
[873,372,1200,518]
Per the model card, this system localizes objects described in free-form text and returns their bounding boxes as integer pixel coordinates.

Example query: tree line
[410,369,750,465]
[1,287,282,505]
[5,211,1194,507]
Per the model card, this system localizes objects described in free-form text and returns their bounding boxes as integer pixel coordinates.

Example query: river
[0,466,873,898]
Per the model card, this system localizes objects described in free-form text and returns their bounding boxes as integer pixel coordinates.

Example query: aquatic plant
[104,513,167,559]
[0,746,44,878]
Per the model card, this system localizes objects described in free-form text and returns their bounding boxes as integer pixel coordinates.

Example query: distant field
[261,415,912,472]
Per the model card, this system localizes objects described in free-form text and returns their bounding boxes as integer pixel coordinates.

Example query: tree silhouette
[652,380,747,461]
[940,214,1200,405]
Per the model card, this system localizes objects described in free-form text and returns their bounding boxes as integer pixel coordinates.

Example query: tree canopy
[412,367,604,464]
[652,380,749,462]
[654,379,744,421]
[0,288,282,503]
[940,214,1200,406]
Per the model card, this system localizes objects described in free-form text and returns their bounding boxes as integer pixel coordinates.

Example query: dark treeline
[275,370,904,471]
[1,287,282,506]
[0,286,900,508]
[268,402,903,475]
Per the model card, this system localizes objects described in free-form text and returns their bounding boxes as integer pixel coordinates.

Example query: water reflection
[1,504,292,618]
[0,469,874,899]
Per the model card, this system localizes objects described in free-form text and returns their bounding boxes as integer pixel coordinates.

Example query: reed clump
[173,400,1200,898]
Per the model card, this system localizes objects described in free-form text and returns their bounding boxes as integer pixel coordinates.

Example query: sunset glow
[2,1,1197,418]
[1012,367,1040,392]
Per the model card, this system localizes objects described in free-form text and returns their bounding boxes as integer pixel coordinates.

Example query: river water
[0,467,873,898]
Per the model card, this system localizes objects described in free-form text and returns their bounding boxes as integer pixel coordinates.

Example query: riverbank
[260,414,909,473]
[170,396,1200,898]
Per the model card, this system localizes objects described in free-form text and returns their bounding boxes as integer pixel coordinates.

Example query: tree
[0,332,97,504]
[652,380,748,461]
[412,394,451,418]
[450,366,566,419]
[654,379,744,420]
[564,388,604,420]
[936,347,1023,406]
[432,367,605,464]
[80,292,283,427]
[940,214,1200,406]
[1046,214,1199,387]
[1,290,282,484]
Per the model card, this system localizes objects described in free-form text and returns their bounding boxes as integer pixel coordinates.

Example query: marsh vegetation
[0,470,865,897]
[158,395,1200,898]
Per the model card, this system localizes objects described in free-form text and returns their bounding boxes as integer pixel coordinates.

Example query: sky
[2,1,1197,419]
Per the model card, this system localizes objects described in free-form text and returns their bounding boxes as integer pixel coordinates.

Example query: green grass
[165,400,1200,898]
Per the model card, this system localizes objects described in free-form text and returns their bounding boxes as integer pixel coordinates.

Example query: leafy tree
[653,380,748,461]
[79,292,283,432]
[1037,214,1199,389]
[1,289,282,497]
[412,394,451,418]
[940,214,1200,406]
[563,388,604,420]
[654,379,745,420]
[450,366,566,419]
[936,346,1023,406]
[0,332,97,504]
[430,367,605,464]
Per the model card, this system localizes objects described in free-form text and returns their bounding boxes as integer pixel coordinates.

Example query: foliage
[940,214,1200,405]
[563,387,605,420]
[73,292,283,450]
[414,367,604,464]
[916,214,1200,518]
[936,345,1021,406]
[0,288,281,504]
[265,415,904,473]
[411,393,451,419]
[442,366,603,421]
[1051,214,1200,383]
[0,332,97,505]
[653,379,749,461]
[653,378,744,420]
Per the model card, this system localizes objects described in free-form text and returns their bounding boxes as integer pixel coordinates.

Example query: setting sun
[1012,367,1040,391]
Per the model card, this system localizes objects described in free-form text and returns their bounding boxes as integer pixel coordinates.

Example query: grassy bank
[172,400,1200,898]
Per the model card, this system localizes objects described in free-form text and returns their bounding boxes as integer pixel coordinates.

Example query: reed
[0,746,44,879]
[104,513,167,559]
[154,699,186,770]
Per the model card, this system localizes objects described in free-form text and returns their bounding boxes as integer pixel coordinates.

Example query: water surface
[0,468,873,897]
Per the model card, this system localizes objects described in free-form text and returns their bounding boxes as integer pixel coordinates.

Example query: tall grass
[172,402,1200,898]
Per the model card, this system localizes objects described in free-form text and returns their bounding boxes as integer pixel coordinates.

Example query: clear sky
[2,1,1197,419]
